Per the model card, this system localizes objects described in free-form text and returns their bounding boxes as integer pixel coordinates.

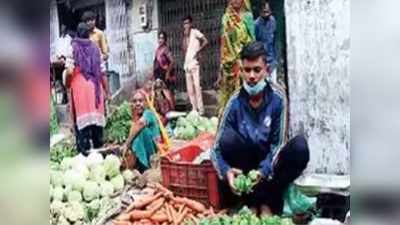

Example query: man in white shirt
[54,24,73,63]
[182,15,208,115]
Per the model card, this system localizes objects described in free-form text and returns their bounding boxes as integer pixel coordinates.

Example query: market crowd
[50,0,309,217]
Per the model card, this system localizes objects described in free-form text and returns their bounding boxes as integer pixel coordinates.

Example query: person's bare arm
[166,52,175,80]
[100,32,109,60]
[123,117,146,148]
[197,35,208,53]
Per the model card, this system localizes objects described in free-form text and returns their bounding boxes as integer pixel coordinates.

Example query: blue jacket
[211,82,287,179]
[255,16,278,70]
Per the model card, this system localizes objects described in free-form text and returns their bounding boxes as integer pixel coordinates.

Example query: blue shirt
[255,16,278,70]
[211,83,287,179]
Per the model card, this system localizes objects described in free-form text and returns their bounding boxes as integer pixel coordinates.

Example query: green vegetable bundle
[234,170,259,195]
[50,141,78,167]
[174,111,219,140]
[189,206,294,225]
[105,101,132,144]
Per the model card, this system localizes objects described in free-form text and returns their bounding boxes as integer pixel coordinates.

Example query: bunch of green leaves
[234,170,259,195]
[105,101,132,144]
[189,207,292,225]
[50,141,78,165]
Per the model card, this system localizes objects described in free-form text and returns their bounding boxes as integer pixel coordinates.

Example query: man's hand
[226,168,243,195]
[251,170,264,187]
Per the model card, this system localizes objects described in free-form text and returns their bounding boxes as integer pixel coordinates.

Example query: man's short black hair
[241,41,267,63]
[183,15,193,23]
[81,11,96,22]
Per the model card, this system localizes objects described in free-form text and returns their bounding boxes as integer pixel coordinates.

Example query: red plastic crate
[161,133,220,209]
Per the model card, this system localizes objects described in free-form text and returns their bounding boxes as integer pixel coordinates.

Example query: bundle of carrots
[113,182,224,225]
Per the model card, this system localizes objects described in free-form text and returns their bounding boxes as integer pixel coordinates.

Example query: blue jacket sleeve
[259,96,288,178]
[211,102,236,180]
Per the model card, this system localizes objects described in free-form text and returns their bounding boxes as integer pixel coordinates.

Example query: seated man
[211,41,310,216]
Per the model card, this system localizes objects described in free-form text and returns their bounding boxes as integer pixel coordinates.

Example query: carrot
[189,214,199,225]
[177,204,185,214]
[176,207,189,224]
[149,182,173,197]
[168,204,178,225]
[125,192,163,212]
[172,197,206,213]
[150,212,168,223]
[164,205,172,223]
[115,213,131,221]
[129,209,154,220]
[146,197,165,210]
[112,220,130,225]
[139,219,153,225]
[150,198,166,213]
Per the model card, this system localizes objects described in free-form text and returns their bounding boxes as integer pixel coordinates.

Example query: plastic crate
[161,134,220,209]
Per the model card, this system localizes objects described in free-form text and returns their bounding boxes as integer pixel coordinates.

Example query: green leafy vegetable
[233,170,259,195]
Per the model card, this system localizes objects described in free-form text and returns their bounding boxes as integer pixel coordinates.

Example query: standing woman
[219,0,255,114]
[65,23,106,155]
[153,31,176,103]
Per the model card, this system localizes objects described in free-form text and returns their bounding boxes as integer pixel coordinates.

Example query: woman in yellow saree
[219,0,255,114]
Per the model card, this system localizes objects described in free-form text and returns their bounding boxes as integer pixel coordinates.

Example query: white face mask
[243,79,267,96]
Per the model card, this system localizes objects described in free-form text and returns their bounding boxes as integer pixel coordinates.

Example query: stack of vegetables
[50,141,78,169]
[234,170,259,195]
[113,183,220,225]
[105,101,132,144]
[173,111,219,140]
[190,206,294,225]
[50,152,136,225]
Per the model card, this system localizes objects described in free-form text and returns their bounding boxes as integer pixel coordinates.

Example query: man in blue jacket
[211,41,309,215]
[255,1,278,84]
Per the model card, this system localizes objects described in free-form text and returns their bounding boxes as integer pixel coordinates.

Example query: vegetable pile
[50,140,78,169]
[113,182,218,225]
[50,152,133,225]
[173,111,218,140]
[234,170,259,195]
[105,101,132,144]
[189,206,294,225]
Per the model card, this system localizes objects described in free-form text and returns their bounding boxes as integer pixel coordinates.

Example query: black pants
[75,125,104,155]
[219,135,310,214]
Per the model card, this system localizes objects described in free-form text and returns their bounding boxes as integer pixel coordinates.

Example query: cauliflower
[57,216,70,225]
[83,181,100,202]
[100,181,114,197]
[72,154,87,167]
[63,170,86,191]
[53,186,65,202]
[50,200,65,215]
[122,169,136,184]
[67,190,82,203]
[87,199,101,211]
[73,164,90,180]
[60,157,74,171]
[51,170,64,187]
[63,202,85,222]
[110,174,124,192]
[86,152,104,168]
[89,165,106,183]
[50,186,54,200]
[103,155,121,178]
